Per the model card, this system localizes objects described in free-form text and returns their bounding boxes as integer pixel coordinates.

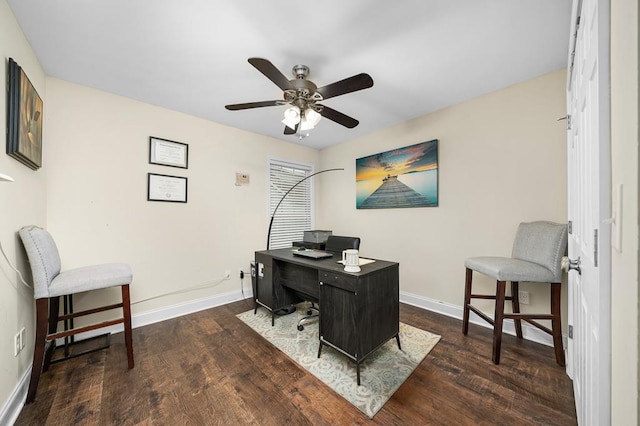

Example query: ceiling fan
[225,58,373,136]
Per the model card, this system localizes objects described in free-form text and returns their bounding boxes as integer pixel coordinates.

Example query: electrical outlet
[14,332,20,356]
[518,290,530,305]
[225,270,231,280]
[19,327,25,350]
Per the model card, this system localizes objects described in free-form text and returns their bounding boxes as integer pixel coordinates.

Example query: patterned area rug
[236,306,441,418]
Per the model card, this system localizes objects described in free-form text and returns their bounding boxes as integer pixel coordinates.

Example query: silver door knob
[562,256,581,275]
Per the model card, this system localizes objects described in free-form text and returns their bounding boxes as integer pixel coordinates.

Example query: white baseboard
[399,290,564,348]
[0,366,31,426]
[60,287,253,342]
[3,288,563,424]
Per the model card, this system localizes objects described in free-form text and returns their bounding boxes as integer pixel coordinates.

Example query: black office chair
[297,235,361,331]
[325,235,361,254]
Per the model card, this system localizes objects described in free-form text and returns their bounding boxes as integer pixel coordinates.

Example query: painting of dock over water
[356,140,438,209]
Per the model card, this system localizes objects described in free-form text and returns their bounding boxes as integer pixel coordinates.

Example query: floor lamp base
[274,306,297,315]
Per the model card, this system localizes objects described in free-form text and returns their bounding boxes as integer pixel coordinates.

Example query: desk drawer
[319,271,357,292]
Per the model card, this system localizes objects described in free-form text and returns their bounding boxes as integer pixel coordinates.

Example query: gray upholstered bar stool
[462,221,568,366]
[19,225,134,404]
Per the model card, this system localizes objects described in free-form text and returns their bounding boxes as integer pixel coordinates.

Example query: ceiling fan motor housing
[284,66,322,111]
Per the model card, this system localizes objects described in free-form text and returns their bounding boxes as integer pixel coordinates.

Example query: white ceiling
[7,0,572,150]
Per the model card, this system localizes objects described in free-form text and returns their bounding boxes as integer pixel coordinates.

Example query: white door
[566,0,611,424]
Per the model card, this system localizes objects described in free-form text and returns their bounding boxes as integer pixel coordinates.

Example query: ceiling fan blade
[315,73,373,100]
[225,100,284,110]
[284,123,298,135]
[318,105,359,128]
[248,58,294,91]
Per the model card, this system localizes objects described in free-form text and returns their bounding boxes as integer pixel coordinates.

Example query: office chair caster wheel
[297,325,304,331]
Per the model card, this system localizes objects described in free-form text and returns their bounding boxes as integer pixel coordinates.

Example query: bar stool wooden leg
[551,282,566,366]
[492,280,507,364]
[43,296,60,372]
[26,299,49,404]
[462,268,473,335]
[122,285,135,369]
[511,281,523,339]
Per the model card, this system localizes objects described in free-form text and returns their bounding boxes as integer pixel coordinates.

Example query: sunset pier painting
[356,140,438,209]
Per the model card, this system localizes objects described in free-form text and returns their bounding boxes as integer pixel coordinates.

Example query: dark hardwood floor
[15,300,577,425]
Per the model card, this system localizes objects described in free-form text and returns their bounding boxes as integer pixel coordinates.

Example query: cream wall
[318,70,568,328]
[0,0,46,415]
[610,0,639,422]
[44,78,320,317]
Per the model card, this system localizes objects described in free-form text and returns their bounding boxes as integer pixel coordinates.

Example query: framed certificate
[147,173,188,203]
[149,136,188,169]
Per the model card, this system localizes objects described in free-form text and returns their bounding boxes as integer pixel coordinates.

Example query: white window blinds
[268,160,312,249]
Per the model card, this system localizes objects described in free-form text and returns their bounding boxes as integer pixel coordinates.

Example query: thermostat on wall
[235,172,250,186]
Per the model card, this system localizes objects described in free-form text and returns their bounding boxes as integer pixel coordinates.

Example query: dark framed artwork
[356,139,439,209]
[149,136,188,169]
[147,173,188,203]
[7,58,43,170]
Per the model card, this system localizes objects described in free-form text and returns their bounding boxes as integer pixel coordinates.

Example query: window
[268,159,313,249]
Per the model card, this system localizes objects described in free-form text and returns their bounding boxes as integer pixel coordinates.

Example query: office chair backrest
[325,235,361,253]
[19,226,62,299]
[511,221,567,282]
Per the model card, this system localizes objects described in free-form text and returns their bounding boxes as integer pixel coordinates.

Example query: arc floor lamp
[266,168,343,250]
[266,167,343,315]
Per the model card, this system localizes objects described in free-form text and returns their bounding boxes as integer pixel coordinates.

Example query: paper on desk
[337,258,375,266]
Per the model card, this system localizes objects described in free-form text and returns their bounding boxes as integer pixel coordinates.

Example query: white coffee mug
[342,249,361,272]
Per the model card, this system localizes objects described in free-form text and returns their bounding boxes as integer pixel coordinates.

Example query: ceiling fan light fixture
[299,108,321,131]
[305,108,321,127]
[282,106,301,129]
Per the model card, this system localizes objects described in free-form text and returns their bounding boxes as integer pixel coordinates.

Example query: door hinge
[557,115,573,130]
[568,325,573,339]
[557,114,572,130]
[594,229,598,267]
[568,220,572,234]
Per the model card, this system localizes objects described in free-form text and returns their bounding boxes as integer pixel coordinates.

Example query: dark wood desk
[254,248,400,384]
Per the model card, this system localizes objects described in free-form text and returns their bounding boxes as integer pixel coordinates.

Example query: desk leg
[317,341,323,358]
[356,363,361,386]
[396,333,402,351]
